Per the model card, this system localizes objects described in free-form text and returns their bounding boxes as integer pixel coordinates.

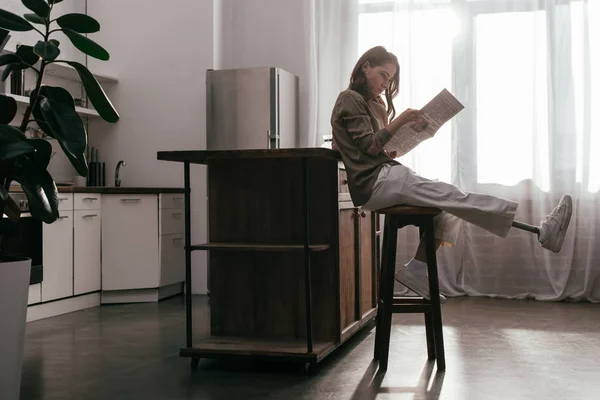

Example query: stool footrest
[391,304,432,313]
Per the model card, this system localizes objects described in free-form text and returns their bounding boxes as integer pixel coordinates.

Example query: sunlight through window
[475,11,550,191]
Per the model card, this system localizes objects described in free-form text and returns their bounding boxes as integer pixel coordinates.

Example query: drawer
[159,193,184,210]
[160,207,184,235]
[338,169,349,193]
[74,193,101,210]
[56,193,73,211]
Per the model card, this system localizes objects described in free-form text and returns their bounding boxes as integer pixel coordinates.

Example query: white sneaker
[394,259,446,302]
[538,195,573,253]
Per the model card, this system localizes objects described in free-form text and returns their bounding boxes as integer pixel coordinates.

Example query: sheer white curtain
[316,0,600,302]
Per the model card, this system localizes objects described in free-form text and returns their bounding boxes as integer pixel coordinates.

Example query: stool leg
[424,312,435,360]
[379,216,398,371]
[374,216,391,360]
[424,218,446,370]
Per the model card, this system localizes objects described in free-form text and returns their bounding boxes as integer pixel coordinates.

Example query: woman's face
[362,62,397,97]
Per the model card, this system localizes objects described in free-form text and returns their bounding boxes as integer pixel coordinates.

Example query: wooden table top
[157,148,342,164]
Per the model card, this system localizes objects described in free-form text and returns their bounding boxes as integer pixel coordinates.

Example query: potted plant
[0,2,118,399]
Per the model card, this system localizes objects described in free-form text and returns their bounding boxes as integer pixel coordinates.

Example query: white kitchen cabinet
[73,194,102,295]
[101,193,185,303]
[41,206,74,302]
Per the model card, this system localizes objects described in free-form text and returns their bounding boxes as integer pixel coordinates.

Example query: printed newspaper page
[383,89,464,157]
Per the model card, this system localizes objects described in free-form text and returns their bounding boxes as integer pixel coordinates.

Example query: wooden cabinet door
[358,210,376,317]
[338,203,356,332]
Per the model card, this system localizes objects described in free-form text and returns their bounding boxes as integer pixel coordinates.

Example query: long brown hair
[348,46,400,120]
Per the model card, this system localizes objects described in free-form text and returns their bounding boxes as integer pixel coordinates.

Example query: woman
[330,46,572,299]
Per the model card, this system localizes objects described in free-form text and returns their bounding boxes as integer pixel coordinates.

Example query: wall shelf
[0,50,118,84]
[6,93,100,119]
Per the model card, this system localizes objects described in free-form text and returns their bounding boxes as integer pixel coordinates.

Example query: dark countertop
[9,186,184,194]
[157,148,342,165]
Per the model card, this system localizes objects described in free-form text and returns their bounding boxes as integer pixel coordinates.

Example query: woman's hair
[348,46,400,120]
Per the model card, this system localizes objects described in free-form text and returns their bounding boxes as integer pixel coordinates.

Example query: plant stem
[19,14,52,132]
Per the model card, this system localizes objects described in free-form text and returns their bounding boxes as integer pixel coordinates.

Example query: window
[358,0,599,192]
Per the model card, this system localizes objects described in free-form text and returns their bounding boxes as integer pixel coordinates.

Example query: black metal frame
[301,157,314,353]
[374,212,446,371]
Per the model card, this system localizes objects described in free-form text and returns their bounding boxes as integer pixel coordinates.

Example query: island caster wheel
[190,357,200,370]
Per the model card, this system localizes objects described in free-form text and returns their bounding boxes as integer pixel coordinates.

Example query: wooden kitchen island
[157,149,380,372]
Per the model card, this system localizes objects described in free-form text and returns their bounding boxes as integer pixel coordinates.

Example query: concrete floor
[20,295,600,400]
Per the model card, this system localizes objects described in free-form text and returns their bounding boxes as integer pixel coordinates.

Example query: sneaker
[394,259,447,302]
[539,195,573,253]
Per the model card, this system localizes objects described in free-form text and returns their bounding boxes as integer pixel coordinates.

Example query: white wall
[218,0,316,146]
[85,0,213,293]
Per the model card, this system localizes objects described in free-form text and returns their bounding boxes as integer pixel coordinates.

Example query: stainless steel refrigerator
[206,67,299,150]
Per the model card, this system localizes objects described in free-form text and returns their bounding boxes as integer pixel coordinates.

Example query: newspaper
[383,88,464,157]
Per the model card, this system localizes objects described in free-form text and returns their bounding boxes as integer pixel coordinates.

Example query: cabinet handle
[172,237,183,242]
[58,215,69,220]
[360,211,367,218]
[83,197,98,201]
[172,212,182,217]
[342,179,348,185]
[120,198,141,203]
[83,214,98,218]
[58,197,69,201]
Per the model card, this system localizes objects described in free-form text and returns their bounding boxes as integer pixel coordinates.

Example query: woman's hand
[397,108,426,127]
[384,150,397,159]
[386,108,428,135]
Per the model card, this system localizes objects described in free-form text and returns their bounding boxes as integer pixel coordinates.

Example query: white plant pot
[0,257,31,400]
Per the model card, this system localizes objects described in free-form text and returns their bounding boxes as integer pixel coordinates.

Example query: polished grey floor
[21,295,600,400]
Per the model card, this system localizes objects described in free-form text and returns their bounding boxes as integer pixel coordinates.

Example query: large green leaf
[0,125,34,161]
[1,63,14,81]
[49,39,59,47]
[62,28,109,60]
[34,40,60,61]
[63,61,119,123]
[24,13,46,25]
[21,0,50,18]
[30,85,76,138]
[0,94,17,124]
[0,53,21,67]
[19,158,59,223]
[28,138,52,168]
[56,13,100,34]
[0,9,34,31]
[15,44,39,67]
[39,96,88,176]
[0,124,27,141]
[0,141,36,161]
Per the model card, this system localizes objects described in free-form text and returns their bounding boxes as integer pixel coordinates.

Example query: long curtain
[316,0,600,302]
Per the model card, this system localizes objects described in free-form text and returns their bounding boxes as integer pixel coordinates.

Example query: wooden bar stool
[373,205,446,371]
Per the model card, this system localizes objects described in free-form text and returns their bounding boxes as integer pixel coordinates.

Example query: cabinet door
[74,210,101,295]
[42,211,74,302]
[160,234,185,286]
[101,195,159,290]
[358,209,375,316]
[339,204,356,332]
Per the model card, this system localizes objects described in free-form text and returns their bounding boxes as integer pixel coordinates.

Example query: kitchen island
[157,149,380,371]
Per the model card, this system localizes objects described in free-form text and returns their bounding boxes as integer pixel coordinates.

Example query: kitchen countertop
[9,186,184,194]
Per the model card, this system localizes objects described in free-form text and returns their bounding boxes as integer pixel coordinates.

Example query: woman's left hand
[384,150,397,159]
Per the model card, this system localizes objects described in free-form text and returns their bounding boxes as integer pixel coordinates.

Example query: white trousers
[362,164,519,246]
